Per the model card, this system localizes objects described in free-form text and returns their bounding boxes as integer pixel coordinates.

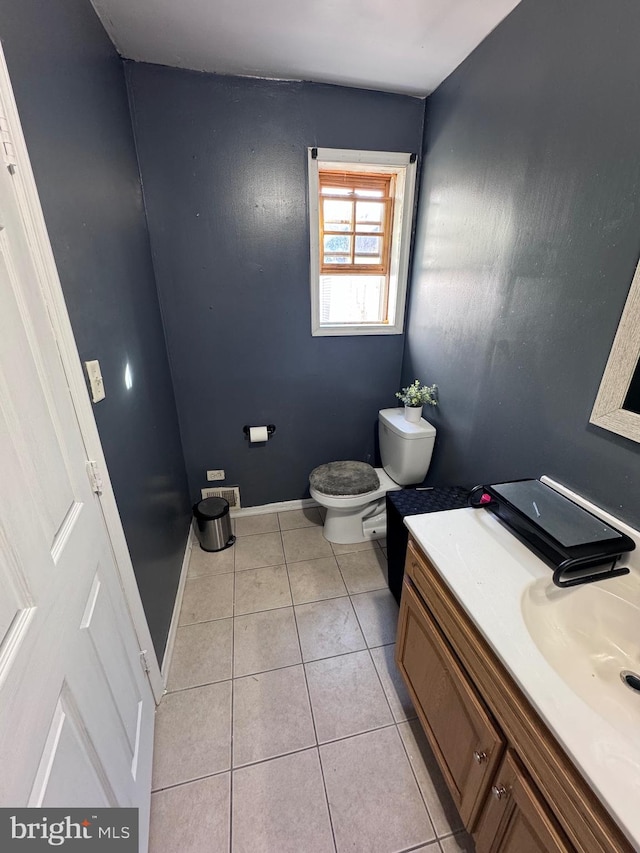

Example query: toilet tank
[378,408,436,485]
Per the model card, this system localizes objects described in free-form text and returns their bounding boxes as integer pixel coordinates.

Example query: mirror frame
[590,257,640,442]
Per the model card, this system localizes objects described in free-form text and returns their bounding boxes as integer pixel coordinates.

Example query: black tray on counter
[473,479,635,587]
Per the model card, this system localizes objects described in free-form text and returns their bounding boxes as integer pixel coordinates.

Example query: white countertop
[405,501,640,847]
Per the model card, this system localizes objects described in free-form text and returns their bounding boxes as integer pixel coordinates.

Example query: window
[308,148,417,336]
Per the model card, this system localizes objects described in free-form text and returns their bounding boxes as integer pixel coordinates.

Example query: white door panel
[0,57,154,851]
[0,229,78,544]
[31,687,116,808]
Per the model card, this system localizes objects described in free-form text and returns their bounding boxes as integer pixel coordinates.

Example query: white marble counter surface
[404,493,640,848]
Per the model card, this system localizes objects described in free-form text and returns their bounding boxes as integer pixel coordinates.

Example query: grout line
[163,677,232,697]
[283,551,339,566]
[316,720,396,749]
[395,718,439,843]
[345,587,369,648]
[283,541,339,853]
[150,766,231,795]
[229,636,394,677]
[316,742,339,853]
[367,643,399,723]
[233,658,306,680]
[178,611,234,628]
[237,593,350,620]
[219,718,436,777]
[396,840,443,853]
[283,543,316,750]
[234,560,286,574]
[229,560,236,853]
[234,524,325,537]
[232,743,323,774]
[169,613,233,630]
[186,568,235,580]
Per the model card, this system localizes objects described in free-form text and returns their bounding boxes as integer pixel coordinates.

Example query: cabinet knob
[473,750,488,764]
[492,785,508,801]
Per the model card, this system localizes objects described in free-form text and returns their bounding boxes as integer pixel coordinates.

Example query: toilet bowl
[309,408,436,545]
[309,466,401,544]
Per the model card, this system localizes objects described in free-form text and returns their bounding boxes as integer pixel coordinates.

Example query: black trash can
[193,497,235,552]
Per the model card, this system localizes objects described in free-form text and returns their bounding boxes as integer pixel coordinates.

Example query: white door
[0,63,154,850]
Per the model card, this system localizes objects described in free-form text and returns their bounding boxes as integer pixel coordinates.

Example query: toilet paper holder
[243,424,276,440]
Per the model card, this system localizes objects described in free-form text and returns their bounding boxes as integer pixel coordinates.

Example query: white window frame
[308,147,417,336]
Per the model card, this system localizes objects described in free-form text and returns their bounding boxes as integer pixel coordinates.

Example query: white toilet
[309,407,436,544]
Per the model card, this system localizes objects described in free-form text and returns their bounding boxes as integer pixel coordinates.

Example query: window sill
[312,323,403,337]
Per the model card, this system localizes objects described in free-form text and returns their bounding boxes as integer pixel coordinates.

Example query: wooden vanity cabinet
[473,749,572,853]
[396,539,634,853]
[397,577,504,828]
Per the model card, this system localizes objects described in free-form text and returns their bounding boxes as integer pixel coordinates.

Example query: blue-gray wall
[126,64,425,507]
[0,0,191,656]
[404,0,640,525]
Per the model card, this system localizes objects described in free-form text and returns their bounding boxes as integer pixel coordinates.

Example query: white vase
[404,405,423,423]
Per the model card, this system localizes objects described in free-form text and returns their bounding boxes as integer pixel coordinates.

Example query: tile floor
[149,507,476,853]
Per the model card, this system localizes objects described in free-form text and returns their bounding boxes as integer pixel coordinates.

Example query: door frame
[0,43,164,702]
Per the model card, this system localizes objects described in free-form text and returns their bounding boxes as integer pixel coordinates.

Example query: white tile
[234,564,292,615]
[305,650,393,743]
[232,749,334,853]
[282,526,333,562]
[178,573,234,625]
[398,718,464,838]
[233,607,301,677]
[152,682,231,790]
[336,548,387,594]
[287,556,347,604]
[351,587,399,646]
[295,596,366,661]
[233,665,315,767]
[188,543,234,578]
[278,507,323,530]
[320,727,435,852]
[166,618,232,692]
[370,643,416,722]
[330,539,377,555]
[234,531,285,571]
[149,773,230,852]
[234,513,279,536]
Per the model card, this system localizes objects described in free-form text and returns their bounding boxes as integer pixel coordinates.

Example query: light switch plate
[84,359,105,403]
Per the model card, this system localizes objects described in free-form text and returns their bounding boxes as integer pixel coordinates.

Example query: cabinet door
[396,579,504,829]
[474,751,573,853]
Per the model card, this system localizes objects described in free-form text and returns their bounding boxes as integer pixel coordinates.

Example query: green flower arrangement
[395,379,438,408]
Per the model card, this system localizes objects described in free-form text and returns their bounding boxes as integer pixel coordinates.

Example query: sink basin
[521,577,640,736]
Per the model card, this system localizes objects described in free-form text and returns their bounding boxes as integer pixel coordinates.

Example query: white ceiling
[90,0,521,97]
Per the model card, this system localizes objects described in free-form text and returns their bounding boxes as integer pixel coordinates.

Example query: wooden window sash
[319,170,395,275]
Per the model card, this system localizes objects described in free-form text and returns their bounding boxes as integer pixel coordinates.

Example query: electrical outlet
[207,469,225,481]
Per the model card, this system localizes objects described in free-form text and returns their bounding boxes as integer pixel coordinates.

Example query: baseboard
[230,497,319,518]
[160,525,195,687]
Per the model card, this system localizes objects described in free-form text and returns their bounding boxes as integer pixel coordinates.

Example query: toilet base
[322,499,388,545]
